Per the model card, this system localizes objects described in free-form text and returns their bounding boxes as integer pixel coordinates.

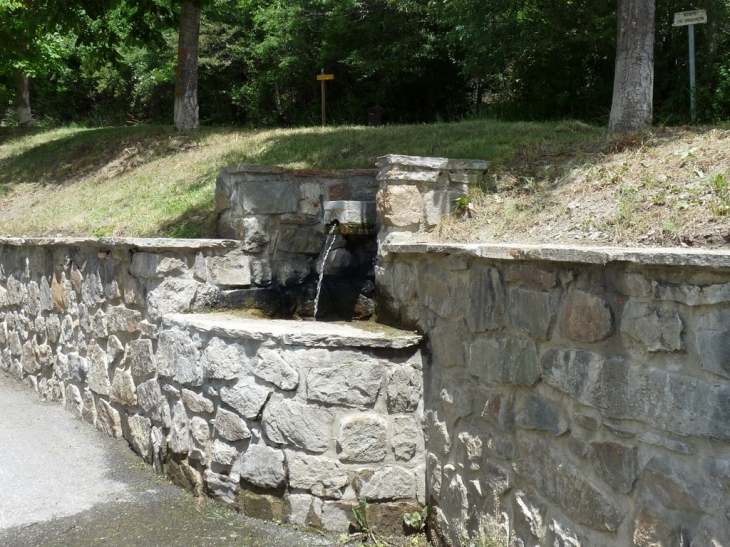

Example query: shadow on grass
[0,125,221,190]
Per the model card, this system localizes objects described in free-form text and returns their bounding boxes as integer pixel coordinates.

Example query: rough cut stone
[620,301,684,352]
[110,367,137,407]
[157,329,202,386]
[262,397,333,453]
[467,266,506,332]
[277,226,326,254]
[430,319,469,368]
[137,379,172,427]
[64,383,83,417]
[215,408,251,442]
[127,339,156,378]
[643,454,713,512]
[207,253,251,287]
[96,398,123,439]
[67,352,88,383]
[516,393,568,436]
[211,439,239,466]
[81,271,105,306]
[360,467,416,501]
[127,415,152,462]
[418,262,468,318]
[440,374,474,419]
[513,434,624,532]
[21,339,40,374]
[130,252,186,279]
[147,279,203,320]
[588,441,637,494]
[392,415,422,461]
[202,337,248,381]
[91,309,108,338]
[386,364,422,413]
[509,287,555,339]
[204,470,239,505]
[469,336,539,386]
[87,341,111,395]
[303,349,383,407]
[696,309,730,379]
[425,409,452,456]
[377,185,422,227]
[106,305,141,334]
[252,348,299,391]
[220,379,271,419]
[182,388,215,414]
[168,400,190,455]
[107,335,124,364]
[456,428,483,472]
[82,389,97,425]
[338,414,388,463]
[241,216,269,252]
[285,451,348,499]
[560,290,615,342]
[190,415,211,463]
[236,444,286,488]
[237,179,299,214]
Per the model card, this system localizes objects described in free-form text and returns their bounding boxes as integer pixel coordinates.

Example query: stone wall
[0,237,426,536]
[376,242,730,547]
[215,165,379,318]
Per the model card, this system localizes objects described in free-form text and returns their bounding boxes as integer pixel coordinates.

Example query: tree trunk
[174,1,201,132]
[16,71,32,128]
[608,0,655,135]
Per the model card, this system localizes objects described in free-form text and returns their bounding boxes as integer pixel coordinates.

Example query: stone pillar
[375,155,490,242]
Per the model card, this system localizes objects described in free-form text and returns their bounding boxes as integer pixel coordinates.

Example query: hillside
[0,121,728,248]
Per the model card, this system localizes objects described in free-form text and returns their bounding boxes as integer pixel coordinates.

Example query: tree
[174,0,201,130]
[608,0,655,134]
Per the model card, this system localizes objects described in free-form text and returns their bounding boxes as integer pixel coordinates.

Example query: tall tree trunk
[16,71,32,128]
[608,0,655,135]
[174,1,201,132]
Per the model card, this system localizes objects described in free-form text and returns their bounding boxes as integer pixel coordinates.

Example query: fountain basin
[322,201,377,234]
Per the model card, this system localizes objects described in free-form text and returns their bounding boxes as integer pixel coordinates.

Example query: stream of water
[313,229,337,321]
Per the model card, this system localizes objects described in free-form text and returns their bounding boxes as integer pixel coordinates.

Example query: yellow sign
[317,74,335,81]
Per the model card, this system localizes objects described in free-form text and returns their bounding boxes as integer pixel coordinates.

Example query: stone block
[560,290,615,343]
[440,374,474,419]
[165,456,203,497]
[107,335,124,364]
[235,444,286,488]
[386,363,422,413]
[419,263,467,318]
[588,441,637,494]
[252,348,299,390]
[211,439,239,466]
[237,179,299,215]
[239,488,285,521]
[277,226,326,255]
[469,336,539,386]
[137,379,171,427]
[220,378,271,420]
[286,451,348,499]
[64,383,83,417]
[455,428,483,471]
[215,408,251,442]
[360,467,416,501]
[696,309,730,379]
[190,416,211,464]
[126,339,156,378]
[96,398,123,439]
[182,388,215,414]
[392,415,422,461]
[508,287,555,339]
[157,329,202,386]
[201,337,248,381]
[620,301,684,352]
[513,434,624,532]
[637,432,693,454]
[272,254,311,287]
[106,305,141,334]
[147,279,204,320]
[168,400,190,455]
[632,506,681,547]
[67,352,88,383]
[303,349,383,407]
[425,409,452,456]
[262,397,333,453]
[516,393,568,436]
[241,216,269,252]
[513,489,548,546]
[430,319,469,368]
[82,389,97,425]
[127,415,152,462]
[466,266,506,332]
[207,253,251,287]
[204,470,238,506]
[643,455,715,513]
[110,367,137,407]
[338,413,388,463]
[476,388,514,431]
[376,185,422,227]
[130,252,186,279]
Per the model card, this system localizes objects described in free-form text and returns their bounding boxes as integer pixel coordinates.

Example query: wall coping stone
[0,237,240,251]
[163,312,422,349]
[382,240,730,269]
[376,154,490,171]
[222,164,377,177]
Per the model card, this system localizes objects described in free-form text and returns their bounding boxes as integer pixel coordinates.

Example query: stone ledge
[0,237,240,251]
[382,240,730,269]
[375,155,490,171]
[222,164,378,178]
[162,313,422,349]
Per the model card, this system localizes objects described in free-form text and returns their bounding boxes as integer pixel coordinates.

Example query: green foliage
[403,506,428,533]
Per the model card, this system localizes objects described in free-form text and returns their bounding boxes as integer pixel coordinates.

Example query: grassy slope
[0,120,602,238]
[1,121,728,247]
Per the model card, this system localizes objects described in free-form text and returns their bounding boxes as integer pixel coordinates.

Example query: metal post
[321,69,326,127]
[689,23,697,124]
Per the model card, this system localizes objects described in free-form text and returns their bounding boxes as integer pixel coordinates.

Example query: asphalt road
[0,371,334,547]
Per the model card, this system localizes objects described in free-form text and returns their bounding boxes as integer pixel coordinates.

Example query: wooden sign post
[673,10,707,124]
[317,69,334,127]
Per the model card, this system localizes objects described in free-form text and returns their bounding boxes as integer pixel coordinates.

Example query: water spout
[313,223,338,320]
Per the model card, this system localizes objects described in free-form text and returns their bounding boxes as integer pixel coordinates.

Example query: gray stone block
[620,300,684,352]
[360,467,416,501]
[509,287,555,339]
[137,379,172,427]
[262,397,333,453]
[386,363,422,413]
[127,339,156,378]
[285,451,348,499]
[236,180,299,215]
[215,408,251,442]
[304,349,383,407]
[516,393,568,436]
[252,348,299,391]
[182,388,215,414]
[588,441,637,494]
[96,398,123,439]
[338,413,388,463]
[469,336,539,386]
[157,329,202,386]
[236,444,286,488]
[392,415,422,461]
[220,378,271,420]
[466,266,505,332]
[696,309,730,379]
[201,337,248,381]
[277,226,326,255]
[110,367,137,407]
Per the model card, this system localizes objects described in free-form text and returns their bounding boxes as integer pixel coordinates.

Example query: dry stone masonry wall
[376,242,730,547]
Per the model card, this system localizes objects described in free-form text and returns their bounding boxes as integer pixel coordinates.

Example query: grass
[0,120,602,238]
